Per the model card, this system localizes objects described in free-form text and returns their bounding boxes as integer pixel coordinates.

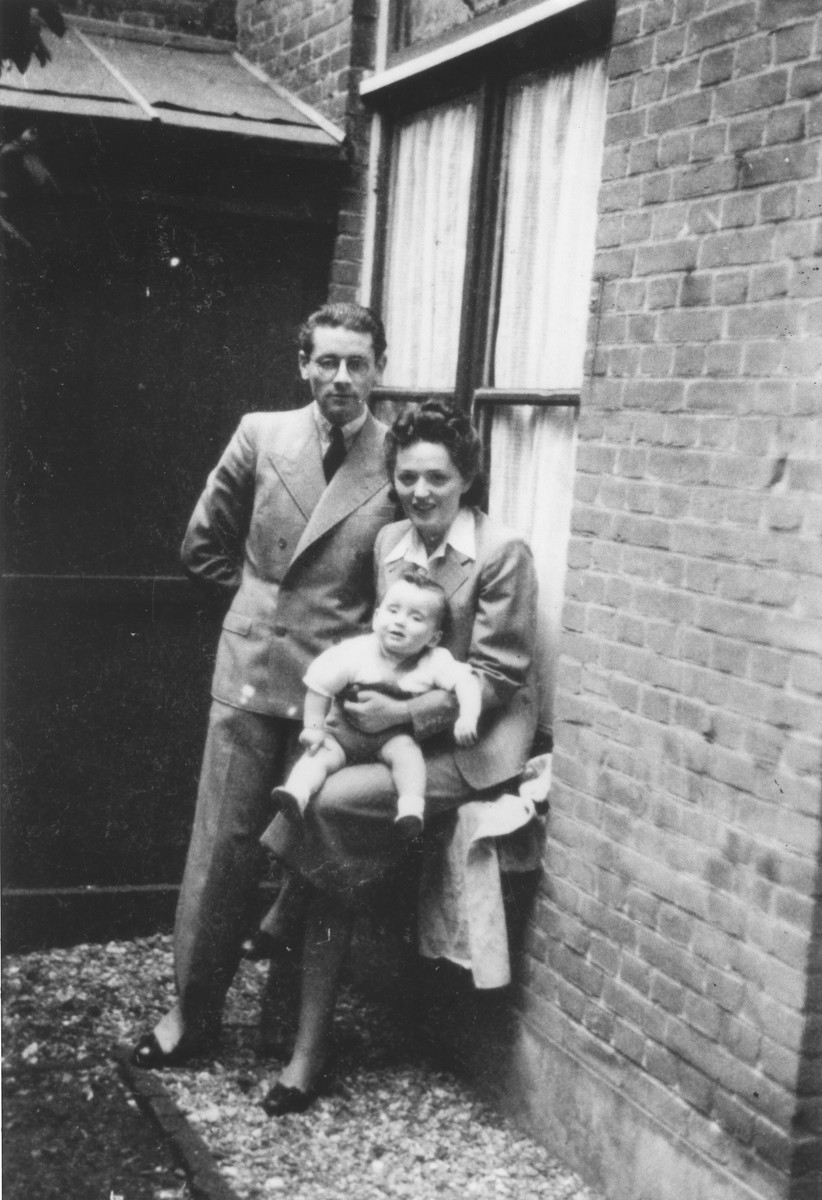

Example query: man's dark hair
[385,564,451,640]
[385,398,485,508]
[299,302,387,362]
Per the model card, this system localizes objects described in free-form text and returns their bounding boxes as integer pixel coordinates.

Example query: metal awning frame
[2,16,346,155]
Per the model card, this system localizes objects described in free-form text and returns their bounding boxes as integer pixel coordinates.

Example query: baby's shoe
[395,795,424,840]
[271,786,304,824]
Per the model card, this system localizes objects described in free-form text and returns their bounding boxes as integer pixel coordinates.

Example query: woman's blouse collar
[385,506,477,566]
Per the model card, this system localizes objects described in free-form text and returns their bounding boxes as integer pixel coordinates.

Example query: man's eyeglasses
[310,355,373,380]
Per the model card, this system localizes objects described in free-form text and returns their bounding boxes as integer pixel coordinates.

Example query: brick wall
[525,1,821,1197]
[236,0,378,300]
[60,0,237,37]
[236,0,353,125]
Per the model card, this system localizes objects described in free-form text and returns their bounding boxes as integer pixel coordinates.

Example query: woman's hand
[518,753,552,810]
[343,689,409,734]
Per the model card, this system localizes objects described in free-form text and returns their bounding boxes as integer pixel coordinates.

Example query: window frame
[370,0,603,98]
[363,0,613,415]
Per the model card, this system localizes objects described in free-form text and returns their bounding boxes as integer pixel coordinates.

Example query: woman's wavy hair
[385,399,486,508]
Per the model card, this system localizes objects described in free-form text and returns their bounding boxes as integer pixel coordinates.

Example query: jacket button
[274,625,287,637]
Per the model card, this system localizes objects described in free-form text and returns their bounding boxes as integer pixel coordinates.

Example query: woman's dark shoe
[130,1032,207,1070]
[260,1080,317,1116]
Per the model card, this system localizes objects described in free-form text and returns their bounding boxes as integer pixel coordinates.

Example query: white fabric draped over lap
[418,794,541,989]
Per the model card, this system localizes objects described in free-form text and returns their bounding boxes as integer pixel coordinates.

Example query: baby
[271,565,482,836]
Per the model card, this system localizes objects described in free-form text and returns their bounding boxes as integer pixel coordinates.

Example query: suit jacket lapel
[266,407,325,521]
[291,413,388,563]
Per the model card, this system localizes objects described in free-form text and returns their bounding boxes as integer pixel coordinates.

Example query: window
[364,0,613,738]
[394,0,471,51]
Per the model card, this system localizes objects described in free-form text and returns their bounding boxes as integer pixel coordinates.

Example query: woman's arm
[467,537,538,714]
[452,670,482,746]
[343,687,458,737]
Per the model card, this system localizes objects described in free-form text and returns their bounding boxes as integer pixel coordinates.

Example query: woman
[259,399,539,1115]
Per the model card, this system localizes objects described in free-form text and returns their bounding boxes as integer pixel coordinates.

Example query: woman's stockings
[277,886,354,1093]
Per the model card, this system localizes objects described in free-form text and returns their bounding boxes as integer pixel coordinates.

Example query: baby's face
[373,580,443,660]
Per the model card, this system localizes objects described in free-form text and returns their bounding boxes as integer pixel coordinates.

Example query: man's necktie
[323,425,346,482]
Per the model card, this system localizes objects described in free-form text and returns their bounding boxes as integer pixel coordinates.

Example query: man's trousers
[173,700,300,1041]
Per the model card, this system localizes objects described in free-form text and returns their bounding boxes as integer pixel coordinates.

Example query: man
[132,302,395,1066]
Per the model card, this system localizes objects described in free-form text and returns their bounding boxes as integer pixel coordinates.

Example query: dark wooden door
[2,185,333,940]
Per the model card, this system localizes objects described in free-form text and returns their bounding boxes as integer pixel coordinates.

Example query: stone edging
[116,1047,240,1200]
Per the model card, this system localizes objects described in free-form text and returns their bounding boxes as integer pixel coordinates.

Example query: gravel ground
[2,935,602,1200]
[2,937,191,1200]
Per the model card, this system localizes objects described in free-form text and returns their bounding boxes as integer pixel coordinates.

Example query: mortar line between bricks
[116,1047,241,1200]
[514,1012,771,1200]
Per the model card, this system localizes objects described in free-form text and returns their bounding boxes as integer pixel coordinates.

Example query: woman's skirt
[259,740,489,909]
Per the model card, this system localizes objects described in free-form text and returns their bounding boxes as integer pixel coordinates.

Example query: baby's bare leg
[273,740,347,821]
[379,733,426,836]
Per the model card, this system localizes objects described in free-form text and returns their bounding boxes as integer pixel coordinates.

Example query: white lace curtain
[488,57,607,735]
[381,97,478,389]
[491,57,608,390]
[488,405,578,737]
